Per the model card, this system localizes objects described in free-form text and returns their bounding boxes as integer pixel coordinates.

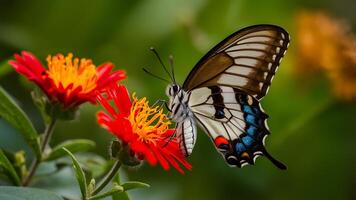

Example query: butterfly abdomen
[176,117,197,157]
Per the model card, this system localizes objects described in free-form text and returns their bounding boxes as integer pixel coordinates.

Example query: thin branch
[22,118,57,186]
[91,159,121,196]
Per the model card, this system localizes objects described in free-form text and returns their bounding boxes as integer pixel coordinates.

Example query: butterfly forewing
[183,25,289,100]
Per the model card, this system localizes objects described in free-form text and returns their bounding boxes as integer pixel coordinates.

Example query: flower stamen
[129,95,171,145]
[47,53,98,93]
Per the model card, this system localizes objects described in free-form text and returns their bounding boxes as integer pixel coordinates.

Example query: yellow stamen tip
[46,53,98,94]
[129,95,171,145]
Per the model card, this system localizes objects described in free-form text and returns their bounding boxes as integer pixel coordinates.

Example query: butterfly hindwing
[183,24,289,100]
[188,86,286,168]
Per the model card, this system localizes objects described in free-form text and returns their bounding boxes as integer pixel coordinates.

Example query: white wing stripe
[227,43,274,51]
[225,67,269,79]
[227,50,267,58]
[228,64,271,72]
[237,36,274,44]
[217,74,248,87]
[236,34,284,43]
[234,57,260,66]
[234,56,274,63]
[234,41,286,48]
[237,30,281,39]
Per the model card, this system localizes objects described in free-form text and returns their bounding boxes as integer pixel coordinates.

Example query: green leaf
[112,173,130,200]
[0,186,64,200]
[121,181,150,191]
[112,191,130,200]
[0,149,21,185]
[111,180,149,200]
[13,151,27,180]
[0,86,41,158]
[87,178,96,195]
[62,147,88,199]
[45,139,96,161]
[1,150,27,181]
[89,183,123,200]
[76,153,111,179]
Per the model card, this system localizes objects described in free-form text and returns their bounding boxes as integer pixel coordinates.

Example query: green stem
[22,118,57,186]
[92,159,121,196]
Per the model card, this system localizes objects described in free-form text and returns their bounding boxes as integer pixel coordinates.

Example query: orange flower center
[128,95,171,145]
[46,53,98,93]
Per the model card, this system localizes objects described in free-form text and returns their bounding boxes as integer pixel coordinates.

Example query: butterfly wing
[183,24,289,100]
[182,25,289,168]
[188,86,286,169]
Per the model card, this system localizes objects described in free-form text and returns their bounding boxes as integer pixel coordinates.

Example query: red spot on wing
[214,136,229,150]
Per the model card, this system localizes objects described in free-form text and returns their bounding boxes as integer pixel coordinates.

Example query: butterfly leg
[152,99,174,120]
[161,123,178,148]
[151,99,172,112]
[151,99,165,108]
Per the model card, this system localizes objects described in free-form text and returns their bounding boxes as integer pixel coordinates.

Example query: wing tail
[262,148,287,170]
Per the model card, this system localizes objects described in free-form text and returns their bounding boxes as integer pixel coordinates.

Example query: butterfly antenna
[150,47,174,82]
[169,55,176,84]
[142,68,170,83]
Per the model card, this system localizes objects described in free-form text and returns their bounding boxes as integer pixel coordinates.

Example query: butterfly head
[166,84,181,97]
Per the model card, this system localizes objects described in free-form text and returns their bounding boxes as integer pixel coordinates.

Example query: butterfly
[146,24,289,169]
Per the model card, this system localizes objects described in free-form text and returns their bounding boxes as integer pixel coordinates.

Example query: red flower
[96,84,192,174]
[9,51,125,108]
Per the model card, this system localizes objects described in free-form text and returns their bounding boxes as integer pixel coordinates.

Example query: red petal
[162,129,176,138]
[162,149,185,174]
[96,63,113,78]
[131,141,157,166]
[8,52,46,86]
[9,60,40,81]
[96,112,113,131]
[165,143,192,171]
[21,51,46,77]
[111,85,131,116]
[150,145,170,171]
[96,93,118,117]
[96,63,126,89]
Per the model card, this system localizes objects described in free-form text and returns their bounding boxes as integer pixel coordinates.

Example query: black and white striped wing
[183,24,289,100]
[188,86,286,169]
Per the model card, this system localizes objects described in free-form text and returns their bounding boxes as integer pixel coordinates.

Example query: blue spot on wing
[238,96,269,144]
[243,106,254,114]
[225,93,274,165]
[235,143,246,153]
[220,144,229,150]
[246,114,258,126]
[242,136,254,146]
[247,126,257,136]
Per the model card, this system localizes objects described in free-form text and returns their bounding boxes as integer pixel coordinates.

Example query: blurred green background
[1,0,356,199]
